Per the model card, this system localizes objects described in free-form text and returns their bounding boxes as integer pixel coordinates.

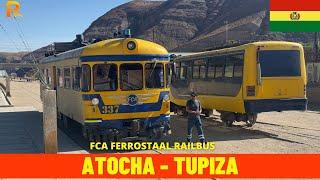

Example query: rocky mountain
[23,0,316,62]
[0,52,29,63]
[82,0,314,52]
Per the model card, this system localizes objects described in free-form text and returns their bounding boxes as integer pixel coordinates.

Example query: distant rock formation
[23,0,316,61]
[0,52,29,63]
[82,0,314,52]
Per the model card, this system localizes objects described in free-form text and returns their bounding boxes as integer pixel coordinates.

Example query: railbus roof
[173,41,303,62]
[40,38,169,64]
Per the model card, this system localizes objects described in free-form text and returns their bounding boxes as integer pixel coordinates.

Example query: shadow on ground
[0,110,84,153]
[166,115,293,144]
[62,114,298,154]
[308,103,320,112]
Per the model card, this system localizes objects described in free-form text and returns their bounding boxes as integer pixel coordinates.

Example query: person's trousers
[187,117,205,141]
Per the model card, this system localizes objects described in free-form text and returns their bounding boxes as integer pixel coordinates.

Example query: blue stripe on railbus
[85,115,170,129]
[80,54,169,62]
[82,91,169,113]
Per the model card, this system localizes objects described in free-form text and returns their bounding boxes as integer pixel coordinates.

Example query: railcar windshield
[258,50,301,77]
[120,63,143,90]
[93,64,117,91]
[145,63,164,88]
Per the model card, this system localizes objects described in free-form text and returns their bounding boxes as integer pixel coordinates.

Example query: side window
[234,63,243,77]
[207,60,216,79]
[165,63,171,87]
[57,68,63,88]
[72,67,81,91]
[64,68,71,89]
[215,64,224,78]
[192,60,206,79]
[180,62,190,80]
[213,56,225,78]
[198,60,206,79]
[192,65,200,79]
[225,62,234,78]
[81,65,91,92]
[174,62,180,80]
[232,54,244,78]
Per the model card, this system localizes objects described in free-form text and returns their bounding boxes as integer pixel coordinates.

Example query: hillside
[82,0,314,52]
[0,52,29,63]
[22,0,316,62]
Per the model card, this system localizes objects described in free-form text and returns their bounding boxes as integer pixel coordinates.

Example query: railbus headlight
[91,98,99,106]
[163,94,170,102]
[127,41,136,50]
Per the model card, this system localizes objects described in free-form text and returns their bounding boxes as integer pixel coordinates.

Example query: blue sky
[0,0,131,52]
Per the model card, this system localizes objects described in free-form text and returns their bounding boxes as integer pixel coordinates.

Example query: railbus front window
[145,63,164,88]
[81,64,91,92]
[93,64,118,91]
[120,63,143,90]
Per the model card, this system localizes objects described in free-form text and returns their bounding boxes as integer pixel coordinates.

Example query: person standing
[186,92,205,143]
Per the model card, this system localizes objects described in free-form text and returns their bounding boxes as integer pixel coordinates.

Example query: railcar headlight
[163,94,169,102]
[92,98,99,106]
[127,41,136,50]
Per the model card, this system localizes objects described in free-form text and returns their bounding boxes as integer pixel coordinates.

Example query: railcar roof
[174,41,303,61]
[40,38,168,64]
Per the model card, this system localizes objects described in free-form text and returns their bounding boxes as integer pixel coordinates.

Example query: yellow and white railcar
[170,41,307,127]
[40,38,171,141]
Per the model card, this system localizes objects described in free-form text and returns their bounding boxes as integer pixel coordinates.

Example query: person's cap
[190,92,197,97]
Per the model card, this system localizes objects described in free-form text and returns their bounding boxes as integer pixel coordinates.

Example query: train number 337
[102,105,119,114]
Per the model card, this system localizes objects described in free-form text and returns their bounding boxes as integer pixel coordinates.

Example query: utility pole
[225,21,229,45]
[315,32,319,62]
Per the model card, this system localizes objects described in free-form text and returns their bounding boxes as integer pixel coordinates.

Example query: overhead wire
[0,23,22,52]
[11,16,47,85]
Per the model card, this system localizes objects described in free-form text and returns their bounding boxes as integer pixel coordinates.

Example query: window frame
[120,63,144,91]
[224,61,234,78]
[180,62,189,80]
[174,62,181,80]
[145,63,165,89]
[93,63,118,92]
[206,52,244,80]
[192,65,200,79]
[81,64,91,92]
[207,61,216,79]
[165,63,171,88]
[63,67,71,89]
[56,68,63,88]
[72,66,81,91]
[258,50,301,77]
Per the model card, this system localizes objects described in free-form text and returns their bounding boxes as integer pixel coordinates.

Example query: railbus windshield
[120,63,143,91]
[258,50,301,77]
[86,62,168,92]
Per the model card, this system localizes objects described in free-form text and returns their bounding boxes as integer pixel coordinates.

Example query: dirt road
[2,78,319,154]
[164,110,320,153]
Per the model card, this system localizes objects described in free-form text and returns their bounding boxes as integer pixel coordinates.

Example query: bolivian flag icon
[270,0,320,32]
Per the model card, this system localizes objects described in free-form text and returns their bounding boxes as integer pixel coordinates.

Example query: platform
[0,78,86,154]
